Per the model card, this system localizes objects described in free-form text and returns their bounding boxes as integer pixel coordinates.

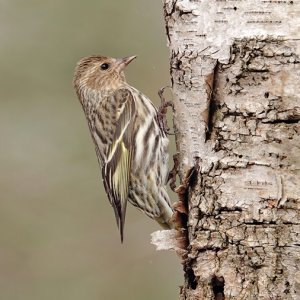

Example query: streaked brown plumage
[73,55,173,241]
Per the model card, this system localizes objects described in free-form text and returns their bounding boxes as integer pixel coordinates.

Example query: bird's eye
[100,63,110,70]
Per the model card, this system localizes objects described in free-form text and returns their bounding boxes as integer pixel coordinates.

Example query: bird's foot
[157,86,174,135]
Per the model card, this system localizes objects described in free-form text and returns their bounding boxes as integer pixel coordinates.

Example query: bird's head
[73,55,136,97]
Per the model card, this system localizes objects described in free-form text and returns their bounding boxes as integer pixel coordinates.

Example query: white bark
[163,1,300,299]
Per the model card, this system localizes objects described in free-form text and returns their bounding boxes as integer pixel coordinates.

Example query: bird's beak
[116,55,137,71]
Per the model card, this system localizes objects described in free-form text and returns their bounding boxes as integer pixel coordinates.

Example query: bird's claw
[157,86,174,135]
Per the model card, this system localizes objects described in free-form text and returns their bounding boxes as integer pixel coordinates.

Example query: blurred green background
[0,0,182,299]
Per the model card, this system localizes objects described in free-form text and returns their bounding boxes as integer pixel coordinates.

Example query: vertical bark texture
[163,1,300,299]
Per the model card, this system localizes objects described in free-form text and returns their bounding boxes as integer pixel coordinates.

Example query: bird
[73,55,174,241]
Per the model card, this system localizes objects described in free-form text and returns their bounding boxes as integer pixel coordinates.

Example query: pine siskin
[73,55,173,241]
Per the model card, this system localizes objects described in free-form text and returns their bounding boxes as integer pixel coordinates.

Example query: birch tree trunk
[163,1,300,299]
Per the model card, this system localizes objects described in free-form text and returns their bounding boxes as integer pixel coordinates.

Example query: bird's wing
[101,88,136,242]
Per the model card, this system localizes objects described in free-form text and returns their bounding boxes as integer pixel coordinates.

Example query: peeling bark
[163,1,300,299]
